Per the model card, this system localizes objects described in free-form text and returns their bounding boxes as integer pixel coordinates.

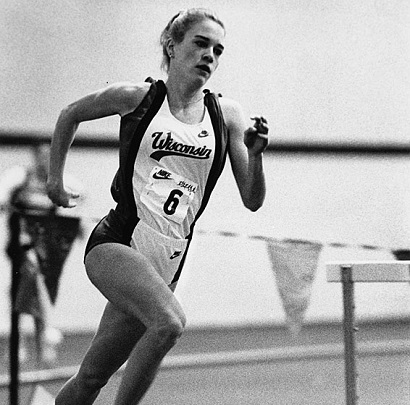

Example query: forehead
[185,19,225,45]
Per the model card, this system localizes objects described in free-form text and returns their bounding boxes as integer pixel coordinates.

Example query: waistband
[135,220,188,250]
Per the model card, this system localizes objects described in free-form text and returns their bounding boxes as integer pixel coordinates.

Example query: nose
[202,49,214,63]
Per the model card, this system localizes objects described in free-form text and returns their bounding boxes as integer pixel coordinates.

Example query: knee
[75,367,111,394]
[149,312,186,352]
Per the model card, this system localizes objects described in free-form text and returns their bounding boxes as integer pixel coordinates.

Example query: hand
[46,180,80,208]
[244,116,269,155]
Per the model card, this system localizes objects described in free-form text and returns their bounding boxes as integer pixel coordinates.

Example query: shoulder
[98,81,152,117]
[64,81,153,120]
[217,96,246,131]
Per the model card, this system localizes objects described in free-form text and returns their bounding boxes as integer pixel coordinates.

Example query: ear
[166,39,175,58]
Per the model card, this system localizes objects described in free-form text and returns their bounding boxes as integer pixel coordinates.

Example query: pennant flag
[24,212,81,304]
[30,385,55,404]
[264,238,322,336]
[14,248,44,319]
[10,211,80,365]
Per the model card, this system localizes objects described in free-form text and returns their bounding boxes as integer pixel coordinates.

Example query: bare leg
[114,281,180,404]
[55,302,147,405]
[56,243,186,405]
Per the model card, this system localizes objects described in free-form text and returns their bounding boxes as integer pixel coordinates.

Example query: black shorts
[84,209,132,260]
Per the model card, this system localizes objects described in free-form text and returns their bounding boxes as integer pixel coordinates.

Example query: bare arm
[47,82,149,207]
[221,99,269,212]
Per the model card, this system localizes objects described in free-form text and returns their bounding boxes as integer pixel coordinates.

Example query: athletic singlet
[133,95,215,239]
[85,79,229,283]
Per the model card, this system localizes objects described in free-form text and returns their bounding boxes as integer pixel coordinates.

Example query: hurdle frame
[326,260,410,405]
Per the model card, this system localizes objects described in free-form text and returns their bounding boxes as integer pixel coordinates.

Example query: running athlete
[47,8,269,405]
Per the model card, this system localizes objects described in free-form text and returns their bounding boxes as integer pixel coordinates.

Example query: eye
[195,40,207,48]
[214,48,223,57]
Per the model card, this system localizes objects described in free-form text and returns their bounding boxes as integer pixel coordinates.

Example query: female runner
[47,8,269,405]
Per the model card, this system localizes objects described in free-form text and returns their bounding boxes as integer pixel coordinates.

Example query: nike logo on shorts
[170,250,182,260]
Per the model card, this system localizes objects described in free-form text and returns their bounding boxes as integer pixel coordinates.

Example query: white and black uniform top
[134,94,216,239]
[85,79,229,284]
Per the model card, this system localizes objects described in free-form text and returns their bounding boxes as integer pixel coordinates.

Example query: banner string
[1,208,408,258]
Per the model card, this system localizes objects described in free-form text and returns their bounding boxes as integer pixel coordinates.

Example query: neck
[165,77,204,109]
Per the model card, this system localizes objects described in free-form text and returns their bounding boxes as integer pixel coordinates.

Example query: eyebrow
[194,35,225,51]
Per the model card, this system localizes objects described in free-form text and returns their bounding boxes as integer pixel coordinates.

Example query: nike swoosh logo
[198,130,209,138]
[170,251,182,260]
[153,173,172,180]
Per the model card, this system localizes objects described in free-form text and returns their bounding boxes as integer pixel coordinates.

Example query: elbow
[58,104,73,120]
[244,197,264,212]
[57,104,80,127]
[246,202,263,212]
[239,182,266,212]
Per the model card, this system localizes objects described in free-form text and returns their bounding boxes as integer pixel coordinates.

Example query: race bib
[140,167,198,224]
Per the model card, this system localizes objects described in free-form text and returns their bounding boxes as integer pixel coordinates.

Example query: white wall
[1,0,410,146]
[0,148,409,333]
[1,1,409,333]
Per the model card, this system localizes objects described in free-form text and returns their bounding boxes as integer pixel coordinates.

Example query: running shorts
[84,210,188,285]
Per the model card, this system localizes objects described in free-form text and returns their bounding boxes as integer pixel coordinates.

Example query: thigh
[85,243,185,329]
[78,301,146,379]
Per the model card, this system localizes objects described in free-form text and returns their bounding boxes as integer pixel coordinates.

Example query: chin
[192,75,209,88]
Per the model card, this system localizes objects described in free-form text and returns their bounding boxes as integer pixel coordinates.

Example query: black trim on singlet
[171,89,229,284]
[110,79,167,242]
[109,78,228,282]
[194,89,229,221]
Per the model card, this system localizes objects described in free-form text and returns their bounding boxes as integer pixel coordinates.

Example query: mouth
[196,65,211,74]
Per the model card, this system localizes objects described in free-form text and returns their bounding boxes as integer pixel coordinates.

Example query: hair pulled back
[160,8,225,72]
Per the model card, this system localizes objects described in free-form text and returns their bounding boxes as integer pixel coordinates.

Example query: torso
[133,95,216,238]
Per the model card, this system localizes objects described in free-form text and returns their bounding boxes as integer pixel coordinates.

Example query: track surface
[1,321,409,404]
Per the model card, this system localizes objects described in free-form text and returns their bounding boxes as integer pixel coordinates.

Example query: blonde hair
[160,8,225,72]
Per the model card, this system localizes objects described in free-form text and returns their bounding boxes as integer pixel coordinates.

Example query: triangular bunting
[30,385,55,404]
[265,238,322,335]
[24,213,81,304]
[14,248,44,319]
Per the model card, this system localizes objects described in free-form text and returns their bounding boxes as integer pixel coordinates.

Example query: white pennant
[265,238,322,336]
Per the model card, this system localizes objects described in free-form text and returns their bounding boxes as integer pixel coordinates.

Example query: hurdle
[326,260,410,405]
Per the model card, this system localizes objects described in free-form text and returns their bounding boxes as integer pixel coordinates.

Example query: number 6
[164,189,183,215]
